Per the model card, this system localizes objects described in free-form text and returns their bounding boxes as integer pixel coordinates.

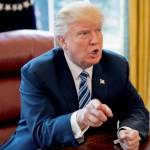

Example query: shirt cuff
[71,110,89,143]
[114,126,131,145]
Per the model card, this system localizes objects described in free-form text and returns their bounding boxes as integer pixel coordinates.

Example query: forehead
[68,21,102,30]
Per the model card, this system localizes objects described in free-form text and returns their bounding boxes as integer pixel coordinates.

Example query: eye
[96,28,101,34]
[78,30,89,39]
[81,31,89,36]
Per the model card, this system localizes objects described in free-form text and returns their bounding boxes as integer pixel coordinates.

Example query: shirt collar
[64,53,93,80]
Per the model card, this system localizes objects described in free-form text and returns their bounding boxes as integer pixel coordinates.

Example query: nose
[89,31,99,45]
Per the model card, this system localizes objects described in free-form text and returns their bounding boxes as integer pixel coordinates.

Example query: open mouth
[89,49,100,58]
[91,49,99,54]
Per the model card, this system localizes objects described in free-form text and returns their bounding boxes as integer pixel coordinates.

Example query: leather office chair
[0,29,54,145]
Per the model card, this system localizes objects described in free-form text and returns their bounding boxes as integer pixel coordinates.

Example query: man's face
[60,21,103,69]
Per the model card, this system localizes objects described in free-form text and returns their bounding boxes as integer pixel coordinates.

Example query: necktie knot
[79,71,88,81]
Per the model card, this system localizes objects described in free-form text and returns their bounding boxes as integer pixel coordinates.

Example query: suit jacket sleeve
[20,63,78,149]
[117,59,149,139]
[97,50,149,140]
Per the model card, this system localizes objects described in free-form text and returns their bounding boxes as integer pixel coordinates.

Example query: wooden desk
[60,131,150,150]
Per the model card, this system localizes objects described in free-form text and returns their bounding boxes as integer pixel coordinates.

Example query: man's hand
[76,99,113,130]
[118,127,141,150]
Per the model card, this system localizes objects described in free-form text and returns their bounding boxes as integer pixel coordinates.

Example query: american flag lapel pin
[100,79,105,85]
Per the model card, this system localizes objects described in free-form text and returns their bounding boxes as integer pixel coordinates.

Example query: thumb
[118,130,128,141]
[91,99,101,109]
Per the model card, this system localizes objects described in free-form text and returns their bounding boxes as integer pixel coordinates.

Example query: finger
[126,130,141,141]
[121,143,139,150]
[91,99,113,117]
[84,113,103,127]
[122,141,140,150]
[124,139,140,148]
[92,108,107,122]
[121,130,141,150]
[123,131,141,149]
[90,101,108,122]
[101,104,113,117]
[77,108,103,128]
[118,130,128,141]
[119,137,140,150]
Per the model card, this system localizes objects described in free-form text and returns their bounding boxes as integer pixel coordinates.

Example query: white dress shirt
[64,53,93,143]
[64,53,128,145]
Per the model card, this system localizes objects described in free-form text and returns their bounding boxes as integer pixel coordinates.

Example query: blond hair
[54,1,103,47]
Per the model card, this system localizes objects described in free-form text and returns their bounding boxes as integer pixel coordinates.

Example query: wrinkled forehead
[68,21,102,30]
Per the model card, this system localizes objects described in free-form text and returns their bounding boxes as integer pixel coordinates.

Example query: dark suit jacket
[1,48,149,150]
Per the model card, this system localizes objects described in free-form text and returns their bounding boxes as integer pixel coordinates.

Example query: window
[34,0,128,58]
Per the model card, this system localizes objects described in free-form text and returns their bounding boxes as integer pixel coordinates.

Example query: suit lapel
[92,63,109,104]
[56,49,109,110]
[57,50,79,112]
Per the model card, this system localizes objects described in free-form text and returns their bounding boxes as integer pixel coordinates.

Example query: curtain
[129,0,150,111]
[0,0,36,32]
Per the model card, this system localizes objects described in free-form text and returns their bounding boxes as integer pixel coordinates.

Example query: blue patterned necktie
[78,71,91,108]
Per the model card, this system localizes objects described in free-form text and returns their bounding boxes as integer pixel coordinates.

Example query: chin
[93,57,101,64]
[88,61,99,67]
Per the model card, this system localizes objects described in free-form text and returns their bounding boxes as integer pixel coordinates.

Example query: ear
[57,36,68,50]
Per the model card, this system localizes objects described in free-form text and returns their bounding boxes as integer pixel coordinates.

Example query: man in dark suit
[1,1,149,150]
